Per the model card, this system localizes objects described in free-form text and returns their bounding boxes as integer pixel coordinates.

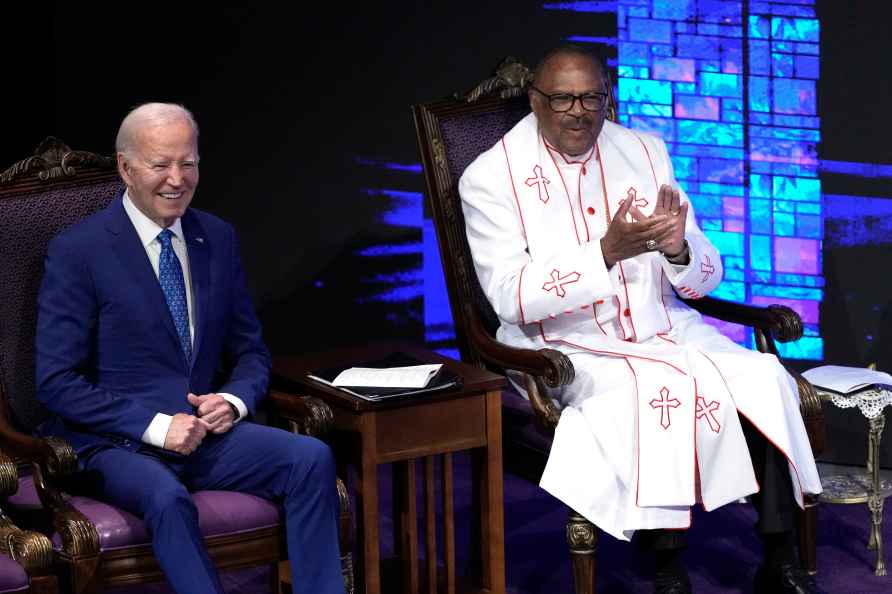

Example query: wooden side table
[272,344,507,594]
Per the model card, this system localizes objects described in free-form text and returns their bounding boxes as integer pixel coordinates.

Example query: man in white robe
[458,46,822,594]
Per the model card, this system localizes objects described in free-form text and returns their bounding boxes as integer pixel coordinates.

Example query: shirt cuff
[141,413,173,448]
[219,393,247,422]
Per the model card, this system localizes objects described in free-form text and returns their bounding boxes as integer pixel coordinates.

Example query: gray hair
[115,103,200,157]
[533,44,606,85]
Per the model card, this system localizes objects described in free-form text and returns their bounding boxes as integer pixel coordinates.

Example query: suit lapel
[104,196,183,359]
[181,211,209,369]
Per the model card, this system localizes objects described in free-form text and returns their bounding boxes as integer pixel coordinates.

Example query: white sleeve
[649,138,723,299]
[141,413,173,448]
[459,148,616,326]
[219,392,247,422]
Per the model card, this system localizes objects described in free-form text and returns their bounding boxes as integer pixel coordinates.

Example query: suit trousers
[78,422,344,594]
[635,413,797,552]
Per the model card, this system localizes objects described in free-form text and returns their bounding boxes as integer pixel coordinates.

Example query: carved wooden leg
[797,495,818,575]
[567,510,597,594]
[269,561,281,594]
[29,574,59,594]
[277,561,291,594]
[392,460,418,594]
[336,477,356,594]
[61,555,100,594]
[867,414,886,576]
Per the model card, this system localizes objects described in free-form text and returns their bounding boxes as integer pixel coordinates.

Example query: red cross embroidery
[701,255,715,283]
[650,387,680,430]
[619,186,649,209]
[695,396,721,433]
[525,165,551,204]
[542,268,581,298]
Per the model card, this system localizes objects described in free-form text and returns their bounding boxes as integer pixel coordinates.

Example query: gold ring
[670,210,679,216]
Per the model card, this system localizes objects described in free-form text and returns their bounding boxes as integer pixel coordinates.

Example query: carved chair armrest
[683,296,803,342]
[0,454,53,573]
[465,306,571,430]
[0,452,20,500]
[0,510,55,576]
[0,425,101,559]
[0,454,53,574]
[0,422,78,501]
[0,421,69,471]
[786,367,825,456]
[268,390,334,439]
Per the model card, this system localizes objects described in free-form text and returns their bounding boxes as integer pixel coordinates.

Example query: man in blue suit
[36,103,345,594]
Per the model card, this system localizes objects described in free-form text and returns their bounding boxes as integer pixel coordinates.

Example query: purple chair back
[0,138,122,433]
[414,95,531,360]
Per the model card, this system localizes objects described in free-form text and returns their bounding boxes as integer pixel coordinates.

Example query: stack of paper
[306,352,460,402]
[332,364,443,389]
[802,365,892,394]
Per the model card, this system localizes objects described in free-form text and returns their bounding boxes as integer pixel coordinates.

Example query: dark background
[2,2,618,355]
[3,2,890,371]
[816,0,892,370]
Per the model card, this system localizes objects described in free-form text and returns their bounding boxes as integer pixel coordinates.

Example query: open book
[307,352,461,401]
[802,365,892,395]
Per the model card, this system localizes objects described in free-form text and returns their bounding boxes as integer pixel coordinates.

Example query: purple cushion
[53,491,281,551]
[0,554,28,593]
[13,472,281,551]
[7,476,40,511]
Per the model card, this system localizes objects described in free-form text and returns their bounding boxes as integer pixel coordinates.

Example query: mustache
[561,114,594,129]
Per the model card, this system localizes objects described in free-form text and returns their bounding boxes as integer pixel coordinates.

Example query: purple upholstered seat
[0,554,28,593]
[12,476,280,551]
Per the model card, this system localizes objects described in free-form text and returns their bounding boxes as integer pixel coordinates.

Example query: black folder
[307,351,462,401]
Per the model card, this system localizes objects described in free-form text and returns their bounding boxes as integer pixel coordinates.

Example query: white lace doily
[825,387,892,419]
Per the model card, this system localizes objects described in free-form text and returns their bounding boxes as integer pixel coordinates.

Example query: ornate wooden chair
[0,138,353,593]
[0,453,57,594]
[412,59,825,593]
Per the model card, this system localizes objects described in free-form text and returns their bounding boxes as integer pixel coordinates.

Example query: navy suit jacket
[36,195,271,457]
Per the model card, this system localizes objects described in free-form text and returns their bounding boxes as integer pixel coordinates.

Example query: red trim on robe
[501,137,528,239]
[692,378,700,504]
[518,263,528,325]
[626,357,643,509]
[544,141,596,243]
[592,302,609,335]
[657,333,678,345]
[544,135,583,245]
[617,261,638,341]
[596,142,638,341]
[698,351,806,502]
[536,323,689,375]
[613,295,628,341]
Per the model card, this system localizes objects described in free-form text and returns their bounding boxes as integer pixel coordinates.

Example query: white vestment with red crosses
[458,113,821,541]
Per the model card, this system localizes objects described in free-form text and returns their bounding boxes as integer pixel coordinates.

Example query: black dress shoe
[754,563,823,594]
[654,571,692,594]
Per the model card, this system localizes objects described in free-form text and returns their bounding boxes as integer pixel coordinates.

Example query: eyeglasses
[530,86,609,113]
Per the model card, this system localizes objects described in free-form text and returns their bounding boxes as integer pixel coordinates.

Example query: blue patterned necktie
[157,229,192,360]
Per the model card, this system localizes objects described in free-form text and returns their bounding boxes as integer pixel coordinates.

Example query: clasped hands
[600,184,688,268]
[163,393,236,455]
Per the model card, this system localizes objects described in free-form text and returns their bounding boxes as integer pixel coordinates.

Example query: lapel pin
[195,237,204,244]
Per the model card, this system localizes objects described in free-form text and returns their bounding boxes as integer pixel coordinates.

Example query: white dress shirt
[122,192,247,448]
